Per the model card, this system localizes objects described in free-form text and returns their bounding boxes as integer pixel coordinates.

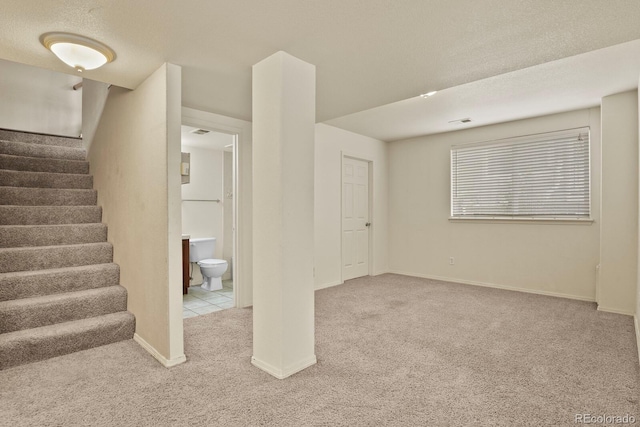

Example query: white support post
[251,51,316,379]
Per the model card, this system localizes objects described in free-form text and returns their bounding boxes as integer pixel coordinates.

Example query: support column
[600,90,638,315]
[251,51,316,378]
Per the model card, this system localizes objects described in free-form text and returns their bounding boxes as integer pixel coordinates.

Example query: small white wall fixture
[251,51,316,379]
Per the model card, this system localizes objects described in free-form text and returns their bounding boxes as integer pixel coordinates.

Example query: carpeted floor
[1,274,638,426]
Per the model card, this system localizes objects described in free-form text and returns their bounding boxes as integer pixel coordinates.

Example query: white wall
[81,79,109,150]
[88,63,184,367]
[181,145,224,285]
[223,151,233,280]
[0,59,81,137]
[388,108,601,301]
[314,123,389,290]
[637,77,640,362]
[599,90,638,315]
[181,145,224,255]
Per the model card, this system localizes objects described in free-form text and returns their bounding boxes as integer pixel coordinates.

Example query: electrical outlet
[449,257,455,265]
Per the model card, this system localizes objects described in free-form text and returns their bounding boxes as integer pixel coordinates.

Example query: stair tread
[0,185,96,194]
[0,129,83,148]
[0,223,104,229]
[0,241,111,252]
[0,223,108,248]
[0,169,93,189]
[0,263,120,302]
[0,186,97,206]
[0,285,125,308]
[0,205,102,225]
[0,262,118,279]
[0,311,135,370]
[0,153,89,174]
[0,242,113,273]
[0,311,133,339]
[2,283,121,303]
[0,169,91,178]
[0,286,128,334]
[0,140,86,161]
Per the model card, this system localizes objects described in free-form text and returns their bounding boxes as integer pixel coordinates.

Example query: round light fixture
[420,91,438,98]
[40,32,116,72]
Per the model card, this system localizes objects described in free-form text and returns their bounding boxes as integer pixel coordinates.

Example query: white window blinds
[451,127,590,219]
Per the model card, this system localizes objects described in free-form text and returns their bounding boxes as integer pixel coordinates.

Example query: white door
[342,157,369,281]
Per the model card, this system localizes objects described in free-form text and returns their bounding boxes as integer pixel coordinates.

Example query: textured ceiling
[328,39,640,141]
[1,1,640,123]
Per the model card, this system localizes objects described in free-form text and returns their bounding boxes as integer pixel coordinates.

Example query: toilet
[189,237,228,291]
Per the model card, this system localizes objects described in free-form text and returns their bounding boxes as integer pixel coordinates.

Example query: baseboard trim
[251,354,317,379]
[387,270,596,303]
[134,333,186,368]
[315,271,390,291]
[635,316,640,366]
[372,270,390,277]
[596,305,635,316]
[633,315,640,364]
[315,280,343,291]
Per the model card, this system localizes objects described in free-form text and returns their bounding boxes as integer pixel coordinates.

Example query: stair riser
[0,187,97,206]
[0,286,128,333]
[0,170,93,189]
[0,154,89,174]
[0,206,102,225]
[0,244,113,273]
[0,224,107,247]
[0,264,120,302]
[0,130,83,149]
[0,312,135,370]
[0,141,86,161]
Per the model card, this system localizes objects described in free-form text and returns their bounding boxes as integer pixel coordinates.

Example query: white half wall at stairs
[88,63,184,366]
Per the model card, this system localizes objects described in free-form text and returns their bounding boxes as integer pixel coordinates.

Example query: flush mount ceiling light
[40,32,116,72]
[420,91,438,98]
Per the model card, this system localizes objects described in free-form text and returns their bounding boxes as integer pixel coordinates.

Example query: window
[450,128,590,220]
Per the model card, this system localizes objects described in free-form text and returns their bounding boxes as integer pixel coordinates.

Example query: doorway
[180,125,239,317]
[341,155,372,281]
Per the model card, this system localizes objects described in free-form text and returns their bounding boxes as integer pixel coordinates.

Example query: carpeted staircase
[0,129,135,370]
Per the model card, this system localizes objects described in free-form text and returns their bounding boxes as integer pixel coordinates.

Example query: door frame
[340,151,374,284]
[181,108,252,308]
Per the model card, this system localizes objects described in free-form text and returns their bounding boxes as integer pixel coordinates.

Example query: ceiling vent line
[190,128,211,135]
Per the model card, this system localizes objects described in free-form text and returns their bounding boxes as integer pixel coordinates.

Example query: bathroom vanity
[182,235,190,294]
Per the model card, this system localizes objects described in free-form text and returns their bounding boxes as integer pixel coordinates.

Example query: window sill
[448,217,594,225]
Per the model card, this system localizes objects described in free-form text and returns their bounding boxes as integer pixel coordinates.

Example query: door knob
[365,222,371,227]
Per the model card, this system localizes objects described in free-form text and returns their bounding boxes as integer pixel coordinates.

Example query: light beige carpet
[1,274,638,426]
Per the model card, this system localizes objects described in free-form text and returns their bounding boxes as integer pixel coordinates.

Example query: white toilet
[189,237,228,291]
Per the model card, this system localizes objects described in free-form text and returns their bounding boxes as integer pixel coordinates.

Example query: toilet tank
[189,237,216,262]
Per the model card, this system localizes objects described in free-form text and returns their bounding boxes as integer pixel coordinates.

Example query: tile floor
[183,280,234,318]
